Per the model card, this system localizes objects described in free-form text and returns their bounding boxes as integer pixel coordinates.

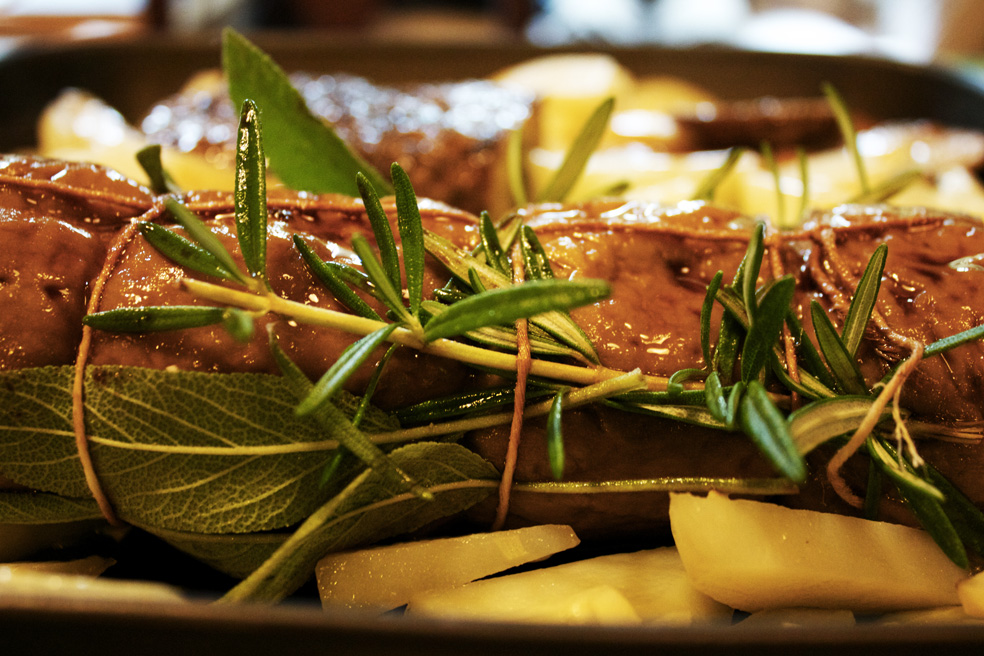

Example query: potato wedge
[957,570,984,618]
[407,547,731,625]
[669,492,967,612]
[315,524,579,611]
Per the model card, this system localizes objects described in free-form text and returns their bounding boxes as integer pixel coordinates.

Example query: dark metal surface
[2,32,984,654]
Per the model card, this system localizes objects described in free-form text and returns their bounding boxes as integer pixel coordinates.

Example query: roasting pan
[1,30,984,656]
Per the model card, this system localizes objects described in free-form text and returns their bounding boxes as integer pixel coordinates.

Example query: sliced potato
[407,547,732,625]
[957,569,984,618]
[0,566,185,603]
[877,606,984,625]
[492,53,635,151]
[669,492,967,613]
[2,555,114,577]
[737,608,855,628]
[315,524,579,611]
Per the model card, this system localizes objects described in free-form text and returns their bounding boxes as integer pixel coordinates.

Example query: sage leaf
[221,441,498,603]
[143,523,287,579]
[223,28,390,196]
[293,234,382,321]
[810,300,868,395]
[740,275,795,384]
[138,222,241,283]
[83,306,227,333]
[296,324,399,418]
[234,98,268,282]
[135,144,179,194]
[739,380,806,483]
[423,278,610,342]
[164,198,247,285]
[841,243,887,357]
[546,391,565,480]
[0,491,101,524]
[356,172,401,292]
[536,97,614,202]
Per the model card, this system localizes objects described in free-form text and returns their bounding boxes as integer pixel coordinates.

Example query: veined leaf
[138,222,240,283]
[271,336,427,501]
[223,28,390,196]
[164,198,247,285]
[356,172,401,293]
[234,98,268,282]
[423,278,610,342]
[810,300,868,395]
[295,324,399,418]
[738,380,806,483]
[841,243,887,357]
[536,97,614,203]
[293,234,382,321]
[0,491,102,524]
[83,306,227,333]
[135,144,179,194]
[740,276,795,383]
[143,523,287,579]
[221,441,498,602]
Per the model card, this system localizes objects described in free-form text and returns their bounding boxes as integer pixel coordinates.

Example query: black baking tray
[2,30,984,655]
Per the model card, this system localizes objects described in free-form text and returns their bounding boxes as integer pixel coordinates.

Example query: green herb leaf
[356,172,402,292]
[293,235,382,321]
[923,322,984,360]
[742,222,766,318]
[222,28,391,196]
[520,225,555,280]
[667,368,705,395]
[863,459,882,520]
[295,324,399,417]
[351,234,413,325]
[394,386,554,425]
[693,147,744,202]
[423,278,610,342]
[787,395,891,455]
[233,98,268,282]
[536,97,614,203]
[479,211,509,274]
[546,391,566,480]
[506,126,528,206]
[164,197,247,285]
[704,370,729,423]
[841,243,887,357]
[221,308,255,343]
[741,276,795,383]
[138,222,241,283]
[220,441,498,603]
[700,271,723,366]
[823,82,869,196]
[810,300,868,395]
[83,306,227,333]
[739,380,806,483]
[924,464,984,558]
[425,230,600,362]
[135,144,179,194]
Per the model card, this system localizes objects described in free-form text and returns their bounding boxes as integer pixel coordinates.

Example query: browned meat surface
[2,155,983,537]
[139,71,535,216]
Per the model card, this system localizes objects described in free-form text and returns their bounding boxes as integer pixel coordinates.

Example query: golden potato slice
[957,570,984,618]
[669,492,967,613]
[407,547,732,625]
[737,608,855,628]
[315,524,579,612]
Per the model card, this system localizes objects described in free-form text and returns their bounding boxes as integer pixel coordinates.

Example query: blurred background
[0,0,982,65]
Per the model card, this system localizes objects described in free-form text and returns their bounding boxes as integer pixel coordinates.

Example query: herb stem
[182,278,671,390]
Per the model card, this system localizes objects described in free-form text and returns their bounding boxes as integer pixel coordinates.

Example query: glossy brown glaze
[2,155,983,537]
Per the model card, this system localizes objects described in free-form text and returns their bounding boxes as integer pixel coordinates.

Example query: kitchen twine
[72,204,167,526]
